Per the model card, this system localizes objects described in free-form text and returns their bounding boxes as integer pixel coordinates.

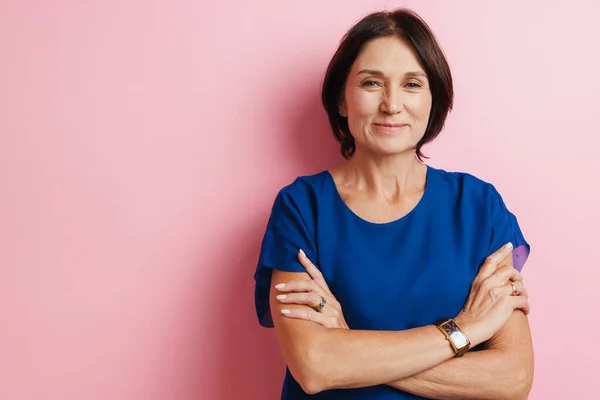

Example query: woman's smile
[372,123,409,134]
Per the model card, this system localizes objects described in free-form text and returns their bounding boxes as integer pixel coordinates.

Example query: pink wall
[1,1,598,399]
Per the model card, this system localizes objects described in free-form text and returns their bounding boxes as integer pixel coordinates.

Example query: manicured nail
[505,242,513,249]
[275,283,285,289]
[281,309,290,314]
[299,249,306,258]
[276,295,287,300]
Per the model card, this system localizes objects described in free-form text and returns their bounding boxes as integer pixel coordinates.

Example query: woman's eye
[405,82,421,89]
[362,80,380,87]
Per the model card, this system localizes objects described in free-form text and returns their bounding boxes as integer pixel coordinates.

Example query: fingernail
[504,242,513,249]
[299,249,306,258]
[281,309,290,314]
[275,283,285,289]
[276,295,287,300]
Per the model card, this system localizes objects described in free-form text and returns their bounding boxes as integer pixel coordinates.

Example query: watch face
[450,330,468,348]
[440,320,469,350]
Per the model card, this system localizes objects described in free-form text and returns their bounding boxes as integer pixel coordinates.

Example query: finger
[511,295,531,315]
[276,292,325,310]
[490,283,515,300]
[297,249,333,296]
[510,280,528,298]
[492,281,526,299]
[275,280,328,298]
[280,308,336,327]
[492,265,522,285]
[477,242,514,281]
[482,264,519,289]
[509,274,524,283]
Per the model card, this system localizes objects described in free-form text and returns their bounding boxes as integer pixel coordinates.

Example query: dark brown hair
[321,8,453,160]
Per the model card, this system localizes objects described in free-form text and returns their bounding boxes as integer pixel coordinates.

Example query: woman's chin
[359,140,418,157]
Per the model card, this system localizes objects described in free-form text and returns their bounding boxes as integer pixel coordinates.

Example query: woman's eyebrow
[356,69,427,78]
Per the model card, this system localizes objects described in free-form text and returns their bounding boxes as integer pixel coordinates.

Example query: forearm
[387,348,531,400]
[271,270,462,394]
[284,324,457,393]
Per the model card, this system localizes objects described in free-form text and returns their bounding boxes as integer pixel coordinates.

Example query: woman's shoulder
[268,170,334,216]
[275,170,332,201]
[428,165,499,202]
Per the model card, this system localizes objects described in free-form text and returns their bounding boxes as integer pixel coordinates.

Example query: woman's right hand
[454,242,530,347]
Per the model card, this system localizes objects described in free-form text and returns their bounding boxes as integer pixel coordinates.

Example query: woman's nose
[380,86,404,114]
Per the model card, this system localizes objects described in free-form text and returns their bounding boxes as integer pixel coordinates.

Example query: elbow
[516,369,534,400]
[297,375,324,396]
[294,366,326,395]
[504,365,533,400]
[290,344,330,395]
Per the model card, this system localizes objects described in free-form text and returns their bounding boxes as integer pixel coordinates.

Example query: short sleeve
[253,188,317,327]
[488,185,531,272]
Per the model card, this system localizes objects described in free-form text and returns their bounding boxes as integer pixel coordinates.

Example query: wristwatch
[434,318,471,357]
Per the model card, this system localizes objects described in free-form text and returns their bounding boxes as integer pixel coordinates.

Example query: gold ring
[314,296,326,312]
[510,283,518,296]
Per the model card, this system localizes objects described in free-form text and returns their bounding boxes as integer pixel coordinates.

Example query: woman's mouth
[373,123,408,133]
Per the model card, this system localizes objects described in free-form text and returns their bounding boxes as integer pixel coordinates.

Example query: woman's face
[341,36,433,157]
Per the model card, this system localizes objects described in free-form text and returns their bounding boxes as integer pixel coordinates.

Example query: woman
[253,8,533,400]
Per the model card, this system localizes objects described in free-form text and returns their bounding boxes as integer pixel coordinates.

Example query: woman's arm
[273,245,531,396]
[385,251,534,400]
[270,269,458,394]
[388,310,534,400]
[270,244,527,395]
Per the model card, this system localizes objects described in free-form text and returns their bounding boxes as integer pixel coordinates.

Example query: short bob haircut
[321,8,453,161]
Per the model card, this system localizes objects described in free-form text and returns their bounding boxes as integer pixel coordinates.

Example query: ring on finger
[510,282,518,296]
[313,296,327,312]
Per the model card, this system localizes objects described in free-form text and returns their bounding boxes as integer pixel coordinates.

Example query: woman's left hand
[275,250,349,329]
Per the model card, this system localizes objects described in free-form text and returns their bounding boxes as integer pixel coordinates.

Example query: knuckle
[500,265,513,274]
[514,272,523,281]
[481,279,493,291]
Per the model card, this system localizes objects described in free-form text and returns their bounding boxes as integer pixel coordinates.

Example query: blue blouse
[254,164,530,400]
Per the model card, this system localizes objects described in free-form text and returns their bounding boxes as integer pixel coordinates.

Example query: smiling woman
[321,10,453,162]
[338,36,434,158]
[253,8,532,400]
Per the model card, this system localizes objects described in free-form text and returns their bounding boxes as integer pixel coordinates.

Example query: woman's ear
[338,98,347,117]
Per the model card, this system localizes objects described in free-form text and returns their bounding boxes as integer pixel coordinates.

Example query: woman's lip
[374,123,407,127]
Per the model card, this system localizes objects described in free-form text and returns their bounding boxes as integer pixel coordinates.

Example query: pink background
[1,1,598,399]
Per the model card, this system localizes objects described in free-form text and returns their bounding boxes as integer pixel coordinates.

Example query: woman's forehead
[352,37,425,76]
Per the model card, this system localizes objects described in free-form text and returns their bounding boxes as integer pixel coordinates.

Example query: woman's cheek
[413,94,433,118]
[353,93,381,117]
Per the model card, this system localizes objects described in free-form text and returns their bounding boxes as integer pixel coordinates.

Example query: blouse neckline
[324,164,433,227]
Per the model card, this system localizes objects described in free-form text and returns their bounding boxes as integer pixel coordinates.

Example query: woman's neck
[340,150,427,200]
